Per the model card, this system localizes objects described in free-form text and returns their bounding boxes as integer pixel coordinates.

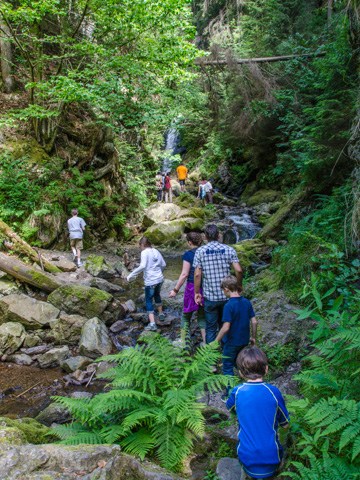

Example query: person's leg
[165,191,169,203]
[169,189,173,203]
[144,285,156,329]
[76,239,83,266]
[157,190,162,201]
[70,239,77,261]
[196,306,206,344]
[207,192,213,204]
[204,299,221,343]
[223,344,246,396]
[153,283,164,320]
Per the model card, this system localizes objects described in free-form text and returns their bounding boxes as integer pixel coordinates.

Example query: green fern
[53,335,232,472]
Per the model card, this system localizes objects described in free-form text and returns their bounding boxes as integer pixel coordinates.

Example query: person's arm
[127,251,147,281]
[194,266,202,305]
[225,387,237,413]
[176,168,179,181]
[232,261,243,288]
[215,322,231,343]
[169,261,190,297]
[250,316,257,346]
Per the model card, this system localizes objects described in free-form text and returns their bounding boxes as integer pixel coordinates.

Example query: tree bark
[0,220,61,273]
[0,253,63,292]
[0,19,15,92]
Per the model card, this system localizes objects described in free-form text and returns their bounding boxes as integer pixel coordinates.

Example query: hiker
[161,172,166,201]
[169,232,206,349]
[67,208,86,268]
[164,172,173,203]
[193,224,243,344]
[126,236,166,331]
[197,177,208,204]
[155,171,163,202]
[226,347,289,479]
[176,162,188,192]
[214,275,257,400]
[204,178,213,204]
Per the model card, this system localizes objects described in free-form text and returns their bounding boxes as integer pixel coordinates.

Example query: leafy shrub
[53,335,231,472]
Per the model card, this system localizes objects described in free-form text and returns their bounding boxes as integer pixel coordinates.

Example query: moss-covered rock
[240,181,258,202]
[246,189,282,207]
[47,285,112,319]
[0,417,57,444]
[85,255,116,278]
[183,217,205,232]
[0,322,26,356]
[0,278,19,296]
[175,193,203,209]
[188,207,205,218]
[232,239,266,270]
[0,138,50,165]
[46,313,89,345]
[0,294,60,329]
[143,220,185,245]
[0,426,26,445]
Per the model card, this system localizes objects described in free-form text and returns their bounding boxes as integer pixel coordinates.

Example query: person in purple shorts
[226,347,290,479]
[169,232,206,348]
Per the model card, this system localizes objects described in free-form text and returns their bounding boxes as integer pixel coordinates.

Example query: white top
[67,216,86,239]
[203,181,212,193]
[127,248,166,286]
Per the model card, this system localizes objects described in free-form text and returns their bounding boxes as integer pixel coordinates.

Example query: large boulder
[0,294,60,329]
[90,277,125,294]
[47,285,112,319]
[35,402,71,426]
[144,220,185,245]
[246,189,282,207]
[85,255,116,278]
[38,346,70,368]
[143,203,182,227]
[216,458,245,480]
[0,443,181,480]
[0,322,26,356]
[79,317,113,358]
[183,217,204,232]
[46,313,89,345]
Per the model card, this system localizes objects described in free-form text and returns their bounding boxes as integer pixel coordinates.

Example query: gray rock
[69,391,94,399]
[0,443,182,479]
[21,345,49,355]
[51,258,77,272]
[0,294,60,330]
[60,356,93,373]
[10,353,32,366]
[216,457,246,480]
[109,320,128,333]
[0,322,26,356]
[130,313,148,324]
[23,334,41,348]
[35,403,71,427]
[38,346,70,368]
[123,299,136,314]
[85,255,116,278]
[90,277,124,293]
[79,317,112,358]
[0,278,19,296]
[47,313,89,345]
[113,261,130,278]
[143,203,182,227]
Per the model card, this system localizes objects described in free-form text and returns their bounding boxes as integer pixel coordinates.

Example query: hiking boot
[200,342,206,348]
[77,261,83,268]
[158,313,166,322]
[144,323,157,332]
[221,394,228,403]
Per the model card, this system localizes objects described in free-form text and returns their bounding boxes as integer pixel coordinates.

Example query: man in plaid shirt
[194,224,243,343]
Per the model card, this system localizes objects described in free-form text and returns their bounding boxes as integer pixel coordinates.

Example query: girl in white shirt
[127,237,166,331]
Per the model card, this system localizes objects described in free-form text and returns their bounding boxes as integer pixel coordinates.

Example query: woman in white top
[126,237,166,331]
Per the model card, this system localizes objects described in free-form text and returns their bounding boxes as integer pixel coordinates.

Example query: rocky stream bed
[0,191,310,480]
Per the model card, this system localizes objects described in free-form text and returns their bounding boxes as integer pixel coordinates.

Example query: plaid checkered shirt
[193,241,239,301]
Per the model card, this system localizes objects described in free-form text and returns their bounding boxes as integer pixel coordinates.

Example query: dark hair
[186,232,203,247]
[237,347,268,380]
[202,176,206,181]
[71,208,78,216]
[205,224,219,241]
[221,275,242,293]
[139,236,152,248]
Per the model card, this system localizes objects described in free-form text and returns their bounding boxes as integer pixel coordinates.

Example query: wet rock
[47,313,89,345]
[0,294,60,330]
[38,346,70,368]
[216,458,245,480]
[136,330,158,344]
[130,313,148,324]
[85,255,116,278]
[109,320,128,333]
[123,299,136,314]
[35,402,71,426]
[155,314,176,327]
[48,285,112,320]
[10,353,32,366]
[90,277,125,293]
[79,317,112,358]
[0,322,26,356]
[114,334,133,347]
[0,278,19,296]
[0,443,182,480]
[60,356,93,373]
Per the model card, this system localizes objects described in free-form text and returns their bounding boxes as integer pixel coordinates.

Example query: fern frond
[120,428,155,460]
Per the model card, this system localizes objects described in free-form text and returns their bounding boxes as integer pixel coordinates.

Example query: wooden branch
[195,52,326,66]
[0,253,63,292]
[0,221,61,273]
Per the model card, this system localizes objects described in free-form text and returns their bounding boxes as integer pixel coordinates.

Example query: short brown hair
[221,275,242,293]
[71,208,78,216]
[139,236,152,248]
[236,347,268,380]
[186,232,203,247]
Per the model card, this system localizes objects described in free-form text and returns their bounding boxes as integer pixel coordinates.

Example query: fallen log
[0,220,61,273]
[195,52,326,66]
[0,253,63,292]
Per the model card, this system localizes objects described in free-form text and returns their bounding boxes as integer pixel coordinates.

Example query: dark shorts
[179,179,186,186]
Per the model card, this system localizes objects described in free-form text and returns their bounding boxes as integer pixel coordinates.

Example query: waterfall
[162,127,180,173]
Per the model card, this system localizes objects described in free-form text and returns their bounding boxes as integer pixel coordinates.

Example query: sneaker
[158,313,165,323]
[144,323,157,331]
[77,261,83,268]
[172,339,184,348]
[209,365,217,373]
[221,394,228,403]
[200,342,206,348]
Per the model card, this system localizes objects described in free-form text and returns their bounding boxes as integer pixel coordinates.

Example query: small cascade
[162,127,181,173]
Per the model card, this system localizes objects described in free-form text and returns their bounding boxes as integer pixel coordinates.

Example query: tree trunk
[0,20,15,93]
[0,220,61,273]
[195,52,326,66]
[0,253,63,292]
[327,0,333,28]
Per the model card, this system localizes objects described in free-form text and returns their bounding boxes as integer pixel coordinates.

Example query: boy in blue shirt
[227,347,290,479]
[214,275,257,399]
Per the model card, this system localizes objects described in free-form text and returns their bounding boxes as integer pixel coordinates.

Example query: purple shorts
[183,282,203,313]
